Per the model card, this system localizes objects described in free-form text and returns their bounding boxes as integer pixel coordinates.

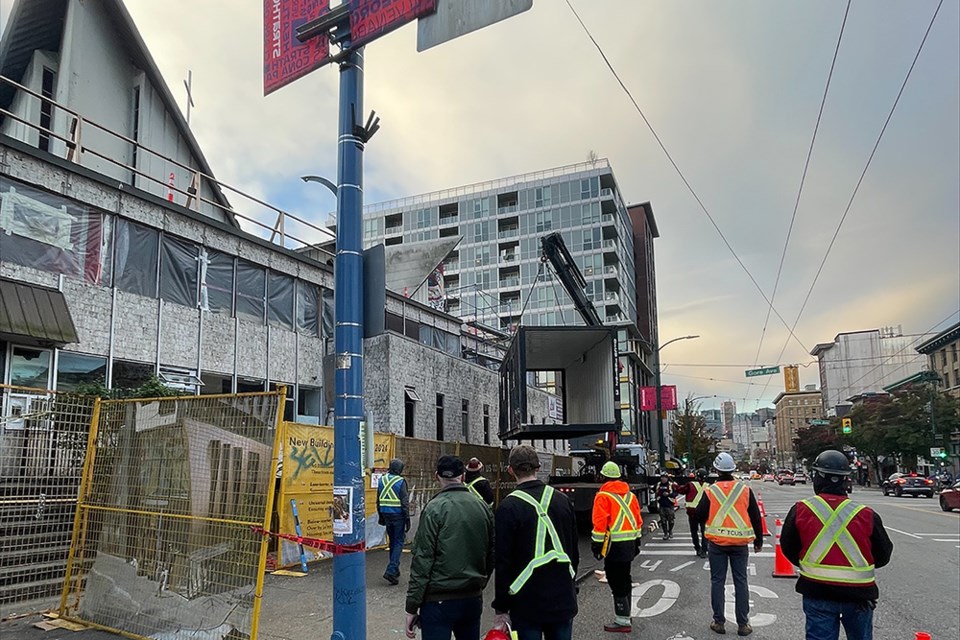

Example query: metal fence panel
[0,384,95,618]
[59,391,284,640]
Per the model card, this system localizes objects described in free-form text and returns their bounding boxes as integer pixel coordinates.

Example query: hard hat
[600,461,622,478]
[811,450,852,476]
[712,452,736,473]
[696,468,707,480]
[482,628,512,640]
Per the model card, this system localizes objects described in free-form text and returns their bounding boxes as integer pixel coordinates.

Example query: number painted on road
[724,584,778,627]
[630,579,680,618]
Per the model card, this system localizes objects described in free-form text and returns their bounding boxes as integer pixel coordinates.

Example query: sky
[2,0,958,413]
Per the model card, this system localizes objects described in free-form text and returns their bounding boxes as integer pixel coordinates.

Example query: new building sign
[263,0,331,95]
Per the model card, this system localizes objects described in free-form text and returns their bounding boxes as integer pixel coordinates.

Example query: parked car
[750,471,761,480]
[739,473,752,481]
[881,472,935,498]
[794,471,808,484]
[762,473,775,482]
[777,471,795,486]
[940,481,960,512]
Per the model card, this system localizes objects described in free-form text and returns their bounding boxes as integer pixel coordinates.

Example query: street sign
[263,0,331,95]
[931,447,943,457]
[351,0,438,50]
[810,419,830,426]
[745,366,780,378]
[417,0,533,51]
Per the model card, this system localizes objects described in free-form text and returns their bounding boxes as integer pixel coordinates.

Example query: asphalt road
[568,481,960,640]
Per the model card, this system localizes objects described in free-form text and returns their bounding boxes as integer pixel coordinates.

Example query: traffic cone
[772,518,797,578]
[757,493,771,536]
[915,633,931,640]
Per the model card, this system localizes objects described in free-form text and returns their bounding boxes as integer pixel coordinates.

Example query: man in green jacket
[405,455,494,640]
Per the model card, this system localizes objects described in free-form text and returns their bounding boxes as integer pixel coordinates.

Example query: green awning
[0,277,78,346]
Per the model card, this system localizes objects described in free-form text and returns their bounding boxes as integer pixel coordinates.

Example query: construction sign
[277,422,395,567]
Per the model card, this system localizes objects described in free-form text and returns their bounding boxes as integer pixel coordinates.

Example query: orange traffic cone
[757,493,771,536]
[772,518,797,578]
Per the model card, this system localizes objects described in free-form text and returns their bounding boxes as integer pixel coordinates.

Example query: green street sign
[810,419,830,426]
[745,366,781,378]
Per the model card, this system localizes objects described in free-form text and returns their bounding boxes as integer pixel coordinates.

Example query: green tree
[792,423,842,467]
[670,396,719,470]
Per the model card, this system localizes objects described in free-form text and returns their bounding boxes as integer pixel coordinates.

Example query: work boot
[710,620,726,634]
[604,597,632,633]
[383,573,399,585]
[737,623,753,636]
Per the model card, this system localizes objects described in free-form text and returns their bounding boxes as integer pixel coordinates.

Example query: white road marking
[748,562,756,576]
[724,584,778,627]
[934,538,960,542]
[886,527,922,539]
[645,543,699,547]
[671,561,695,572]
[631,579,681,618]
[640,550,773,557]
[916,533,960,537]
[639,560,662,572]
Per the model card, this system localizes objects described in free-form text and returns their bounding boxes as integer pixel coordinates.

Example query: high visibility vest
[591,491,640,543]
[704,481,754,545]
[506,486,575,595]
[687,481,706,509]
[378,473,403,508]
[467,476,486,501]
[798,496,876,586]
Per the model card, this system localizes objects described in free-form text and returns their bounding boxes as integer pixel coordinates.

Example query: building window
[111,360,154,391]
[297,386,323,424]
[236,260,266,323]
[461,399,469,442]
[56,352,107,392]
[405,387,420,438]
[267,272,295,330]
[483,404,490,445]
[38,67,56,153]
[114,219,159,296]
[436,393,444,441]
[159,234,200,307]
[8,346,52,388]
[202,249,235,314]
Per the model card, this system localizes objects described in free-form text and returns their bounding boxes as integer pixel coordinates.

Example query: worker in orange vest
[591,461,643,634]
[695,452,764,637]
[780,450,893,640]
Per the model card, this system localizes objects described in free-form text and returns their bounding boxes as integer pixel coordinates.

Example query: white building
[811,327,927,415]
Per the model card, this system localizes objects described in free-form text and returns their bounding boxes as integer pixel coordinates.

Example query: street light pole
[654,335,700,469]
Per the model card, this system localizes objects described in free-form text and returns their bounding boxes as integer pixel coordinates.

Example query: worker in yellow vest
[683,468,708,557]
[377,458,410,585]
[591,461,643,634]
[465,457,495,506]
[695,452,764,637]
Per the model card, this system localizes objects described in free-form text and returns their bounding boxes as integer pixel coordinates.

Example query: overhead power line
[751,0,852,369]
[564,0,809,355]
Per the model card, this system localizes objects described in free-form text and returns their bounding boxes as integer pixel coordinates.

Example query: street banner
[350,0,437,49]
[277,422,394,567]
[263,0,331,95]
[639,385,678,411]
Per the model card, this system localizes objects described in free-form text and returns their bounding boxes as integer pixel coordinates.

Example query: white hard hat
[713,452,736,473]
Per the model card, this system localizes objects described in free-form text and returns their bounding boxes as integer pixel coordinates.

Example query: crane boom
[540,232,603,327]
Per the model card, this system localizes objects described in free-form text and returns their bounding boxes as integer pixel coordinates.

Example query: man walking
[591,461,643,634]
[465,457,495,506]
[780,450,893,640]
[684,469,708,557]
[655,472,679,540]
[377,458,410,585]
[405,455,494,640]
[491,445,579,640]
[696,452,764,636]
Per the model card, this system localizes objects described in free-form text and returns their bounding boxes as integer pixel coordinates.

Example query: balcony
[443,259,460,272]
[498,228,519,240]
[385,224,403,235]
[601,187,613,198]
[603,239,617,251]
[499,277,521,289]
[499,251,518,264]
[498,204,518,215]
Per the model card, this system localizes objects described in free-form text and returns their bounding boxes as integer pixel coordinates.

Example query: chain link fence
[59,390,284,640]
[0,384,95,618]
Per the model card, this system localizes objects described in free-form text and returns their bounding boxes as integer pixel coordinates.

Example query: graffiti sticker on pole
[332,486,353,535]
[263,0,331,95]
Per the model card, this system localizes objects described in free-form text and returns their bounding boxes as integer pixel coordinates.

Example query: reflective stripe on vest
[379,474,403,508]
[799,496,875,585]
[688,481,705,509]
[598,491,640,542]
[507,486,575,595]
[704,482,753,543]
[467,476,485,500]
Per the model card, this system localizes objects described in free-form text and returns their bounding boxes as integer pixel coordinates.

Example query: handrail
[0,74,333,259]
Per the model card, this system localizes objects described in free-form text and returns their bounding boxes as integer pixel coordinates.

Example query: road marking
[631,579,680,618]
[670,561,695,572]
[878,503,958,518]
[916,533,960,537]
[640,550,773,557]
[748,562,756,576]
[645,543,698,547]
[725,584,778,627]
[639,560,662,572]
[886,527,922,539]
[933,539,960,542]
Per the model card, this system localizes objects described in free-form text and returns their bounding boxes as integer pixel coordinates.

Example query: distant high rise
[722,400,736,437]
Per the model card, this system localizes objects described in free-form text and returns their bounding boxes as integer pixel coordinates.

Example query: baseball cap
[436,455,465,479]
[508,445,541,471]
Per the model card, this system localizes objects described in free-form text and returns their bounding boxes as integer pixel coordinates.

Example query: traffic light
[841,418,852,434]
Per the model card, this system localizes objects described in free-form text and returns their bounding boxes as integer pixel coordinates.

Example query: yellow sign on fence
[277,422,394,567]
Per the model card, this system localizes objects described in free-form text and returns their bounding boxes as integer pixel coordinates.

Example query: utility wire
[753,0,944,405]
[564,0,808,355]
[751,0,852,369]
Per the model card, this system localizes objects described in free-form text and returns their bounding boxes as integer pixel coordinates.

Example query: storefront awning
[0,277,78,346]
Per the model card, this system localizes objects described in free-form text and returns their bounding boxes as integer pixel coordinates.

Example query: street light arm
[301,175,339,197]
[659,335,700,351]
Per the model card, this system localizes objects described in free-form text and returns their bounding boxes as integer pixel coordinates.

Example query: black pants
[603,559,633,598]
[687,510,705,551]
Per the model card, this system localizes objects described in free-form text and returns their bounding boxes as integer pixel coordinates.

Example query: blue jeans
[707,542,749,626]
[419,596,483,640]
[383,513,406,578]
[802,596,873,640]
[511,617,574,640]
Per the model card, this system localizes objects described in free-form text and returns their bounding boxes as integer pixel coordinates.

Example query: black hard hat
[696,468,707,479]
[812,450,852,476]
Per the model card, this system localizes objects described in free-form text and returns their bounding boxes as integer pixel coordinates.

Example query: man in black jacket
[492,445,579,640]
[465,457,495,506]
[780,450,893,640]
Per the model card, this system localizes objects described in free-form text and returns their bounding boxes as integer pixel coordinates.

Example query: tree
[793,423,842,467]
[670,397,719,470]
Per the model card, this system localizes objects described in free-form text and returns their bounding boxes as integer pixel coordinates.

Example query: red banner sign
[263,0,331,95]
[350,0,437,49]
[640,386,678,412]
